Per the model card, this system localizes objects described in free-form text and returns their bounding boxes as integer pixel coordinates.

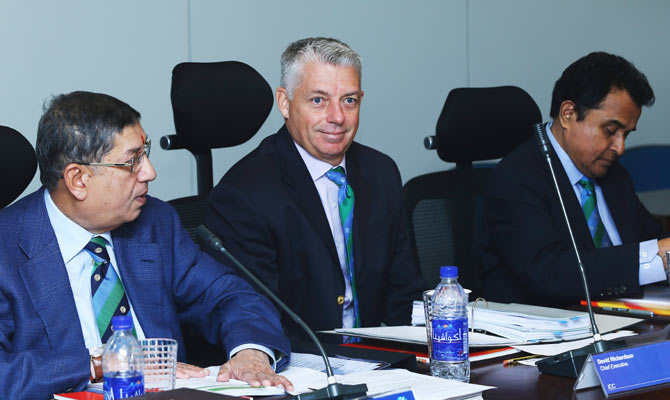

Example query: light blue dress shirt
[44,190,276,368]
[294,141,356,329]
[546,122,666,285]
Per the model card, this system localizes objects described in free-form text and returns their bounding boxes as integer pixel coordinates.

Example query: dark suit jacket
[0,189,289,399]
[206,126,426,342]
[480,134,663,306]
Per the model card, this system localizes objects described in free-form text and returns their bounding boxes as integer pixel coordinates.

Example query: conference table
[144,316,670,400]
[463,317,670,399]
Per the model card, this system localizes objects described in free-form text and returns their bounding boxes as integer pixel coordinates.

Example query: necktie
[577,178,611,248]
[84,236,133,342]
[325,167,361,330]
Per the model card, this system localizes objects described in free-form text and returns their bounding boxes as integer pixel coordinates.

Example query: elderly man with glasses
[0,91,292,399]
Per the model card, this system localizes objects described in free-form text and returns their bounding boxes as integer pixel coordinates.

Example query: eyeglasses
[79,139,151,174]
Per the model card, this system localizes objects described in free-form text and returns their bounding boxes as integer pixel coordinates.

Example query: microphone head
[534,122,551,159]
[196,224,223,251]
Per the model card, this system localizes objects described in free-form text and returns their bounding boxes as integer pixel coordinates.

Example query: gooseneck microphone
[197,225,368,400]
[533,123,623,378]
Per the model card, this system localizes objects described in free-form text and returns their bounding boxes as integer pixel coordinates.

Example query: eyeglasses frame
[77,138,151,174]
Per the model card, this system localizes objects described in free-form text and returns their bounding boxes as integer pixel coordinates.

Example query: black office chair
[403,86,542,297]
[160,61,274,367]
[0,126,37,208]
[161,61,274,246]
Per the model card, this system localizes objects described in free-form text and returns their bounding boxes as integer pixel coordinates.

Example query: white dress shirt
[294,142,356,329]
[546,122,666,285]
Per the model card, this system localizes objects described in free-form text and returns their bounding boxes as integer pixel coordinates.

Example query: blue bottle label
[103,375,144,399]
[432,318,468,361]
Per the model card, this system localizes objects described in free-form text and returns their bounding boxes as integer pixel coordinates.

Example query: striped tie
[577,178,611,248]
[325,167,361,334]
[84,236,133,342]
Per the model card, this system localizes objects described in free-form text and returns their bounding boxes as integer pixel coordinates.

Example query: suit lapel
[599,171,633,243]
[112,226,172,339]
[345,144,369,282]
[274,126,339,264]
[18,190,87,349]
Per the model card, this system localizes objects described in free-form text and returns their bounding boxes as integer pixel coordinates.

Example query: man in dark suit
[480,52,670,306]
[0,91,292,399]
[206,37,426,343]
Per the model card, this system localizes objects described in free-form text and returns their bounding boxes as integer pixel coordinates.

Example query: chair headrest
[170,61,273,151]
[435,86,542,163]
[0,126,37,208]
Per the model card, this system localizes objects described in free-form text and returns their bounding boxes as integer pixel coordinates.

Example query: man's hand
[217,349,294,391]
[658,238,670,271]
[176,362,209,379]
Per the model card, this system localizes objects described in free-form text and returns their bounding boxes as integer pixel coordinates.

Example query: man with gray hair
[0,91,292,399]
[206,37,426,344]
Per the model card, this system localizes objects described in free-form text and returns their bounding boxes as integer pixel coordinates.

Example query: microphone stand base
[537,340,626,378]
[288,383,369,400]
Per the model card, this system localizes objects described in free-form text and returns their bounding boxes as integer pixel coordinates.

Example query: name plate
[574,341,670,396]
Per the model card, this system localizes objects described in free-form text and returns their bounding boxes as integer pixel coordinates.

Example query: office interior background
[1,0,668,202]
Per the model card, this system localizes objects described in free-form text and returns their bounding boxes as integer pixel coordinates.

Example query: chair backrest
[404,86,542,294]
[0,126,37,208]
[161,61,274,245]
[618,145,670,192]
[161,61,274,197]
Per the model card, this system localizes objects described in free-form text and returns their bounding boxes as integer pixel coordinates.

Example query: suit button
[337,296,344,305]
[620,286,626,293]
[607,287,613,295]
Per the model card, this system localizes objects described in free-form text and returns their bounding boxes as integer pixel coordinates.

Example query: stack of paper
[413,300,594,342]
[177,355,493,400]
[469,302,593,342]
[333,313,640,346]
[282,366,494,400]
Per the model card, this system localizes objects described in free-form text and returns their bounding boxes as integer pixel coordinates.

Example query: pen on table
[502,354,542,366]
[601,307,654,318]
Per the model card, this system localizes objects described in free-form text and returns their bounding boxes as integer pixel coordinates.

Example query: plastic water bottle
[430,266,470,382]
[102,316,144,399]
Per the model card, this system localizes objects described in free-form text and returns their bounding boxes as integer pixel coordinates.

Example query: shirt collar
[293,140,347,181]
[546,120,587,185]
[43,190,114,265]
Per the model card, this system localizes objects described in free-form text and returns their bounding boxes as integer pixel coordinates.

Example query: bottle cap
[440,266,458,278]
[111,315,133,331]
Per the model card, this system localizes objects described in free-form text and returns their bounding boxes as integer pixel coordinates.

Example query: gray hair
[36,91,141,191]
[280,37,362,99]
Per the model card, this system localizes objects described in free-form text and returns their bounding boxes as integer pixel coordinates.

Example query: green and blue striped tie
[577,178,611,248]
[84,236,133,342]
[325,167,361,331]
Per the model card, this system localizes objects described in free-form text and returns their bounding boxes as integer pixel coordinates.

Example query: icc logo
[607,383,616,390]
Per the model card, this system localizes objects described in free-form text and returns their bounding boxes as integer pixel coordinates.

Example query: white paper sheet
[513,330,638,356]
[289,352,385,374]
[174,366,285,396]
